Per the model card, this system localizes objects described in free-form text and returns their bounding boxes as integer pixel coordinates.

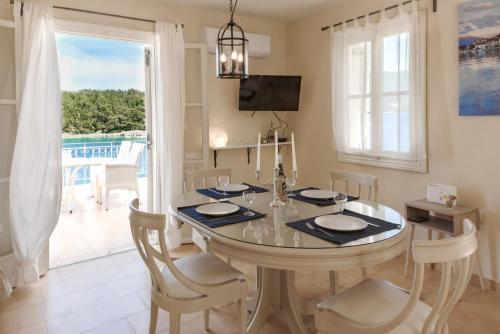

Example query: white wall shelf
[210,141,291,168]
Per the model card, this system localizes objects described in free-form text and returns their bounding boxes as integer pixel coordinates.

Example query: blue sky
[55,33,146,91]
[459,0,500,39]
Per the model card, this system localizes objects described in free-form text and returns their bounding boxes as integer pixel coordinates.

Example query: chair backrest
[129,199,221,299]
[412,219,478,334]
[184,168,232,193]
[117,141,132,161]
[370,219,477,334]
[123,143,144,165]
[330,170,378,201]
[129,198,171,298]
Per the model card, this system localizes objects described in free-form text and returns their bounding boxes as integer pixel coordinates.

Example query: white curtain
[0,225,12,301]
[10,1,61,287]
[153,22,185,249]
[331,2,425,162]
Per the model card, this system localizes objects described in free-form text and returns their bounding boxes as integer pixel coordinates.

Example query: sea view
[459,49,500,116]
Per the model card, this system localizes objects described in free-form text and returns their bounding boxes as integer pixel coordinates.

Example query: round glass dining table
[170,188,408,334]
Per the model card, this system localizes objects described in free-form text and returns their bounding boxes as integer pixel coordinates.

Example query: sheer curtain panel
[9,1,61,287]
[330,2,426,172]
[153,22,185,249]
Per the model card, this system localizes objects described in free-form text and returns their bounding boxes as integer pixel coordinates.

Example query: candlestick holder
[270,168,285,208]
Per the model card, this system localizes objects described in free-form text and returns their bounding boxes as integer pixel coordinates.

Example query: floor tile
[42,275,88,300]
[105,272,149,298]
[15,296,71,328]
[66,286,116,312]
[5,323,47,334]
[0,310,19,334]
[126,309,169,334]
[82,267,127,288]
[93,293,146,325]
[55,261,99,281]
[82,319,134,334]
[45,308,102,334]
[119,260,148,277]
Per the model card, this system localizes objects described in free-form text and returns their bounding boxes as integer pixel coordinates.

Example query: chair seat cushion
[161,252,245,300]
[317,279,431,334]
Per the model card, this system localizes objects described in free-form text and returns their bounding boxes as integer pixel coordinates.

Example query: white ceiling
[160,0,349,21]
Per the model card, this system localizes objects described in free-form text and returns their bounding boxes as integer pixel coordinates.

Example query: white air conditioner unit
[200,26,271,58]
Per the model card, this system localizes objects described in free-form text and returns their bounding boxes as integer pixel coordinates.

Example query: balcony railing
[63,139,147,185]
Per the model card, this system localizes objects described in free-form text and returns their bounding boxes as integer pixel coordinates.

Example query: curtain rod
[320,0,436,31]
[9,0,184,27]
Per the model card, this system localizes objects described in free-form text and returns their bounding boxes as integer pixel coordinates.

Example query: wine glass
[219,176,230,195]
[242,190,256,216]
[286,176,297,197]
[335,193,348,214]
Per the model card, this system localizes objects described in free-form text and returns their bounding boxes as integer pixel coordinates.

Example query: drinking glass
[286,176,297,197]
[335,193,348,214]
[219,176,230,195]
[242,190,256,216]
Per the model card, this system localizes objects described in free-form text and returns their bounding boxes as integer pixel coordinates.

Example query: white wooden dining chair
[184,168,232,253]
[330,170,378,201]
[129,199,248,334]
[315,219,478,334]
[98,142,144,210]
[328,170,378,294]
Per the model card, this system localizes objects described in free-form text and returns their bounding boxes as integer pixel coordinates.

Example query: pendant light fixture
[216,0,249,79]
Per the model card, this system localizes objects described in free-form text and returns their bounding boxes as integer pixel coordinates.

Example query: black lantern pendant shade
[216,0,249,79]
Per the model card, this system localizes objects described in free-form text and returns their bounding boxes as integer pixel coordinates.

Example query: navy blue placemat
[196,183,268,200]
[289,187,359,207]
[287,209,402,245]
[177,202,267,228]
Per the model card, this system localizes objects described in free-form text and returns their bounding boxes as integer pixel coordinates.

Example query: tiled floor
[51,179,148,268]
[2,245,500,334]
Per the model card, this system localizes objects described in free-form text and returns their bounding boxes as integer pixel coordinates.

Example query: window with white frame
[331,3,426,172]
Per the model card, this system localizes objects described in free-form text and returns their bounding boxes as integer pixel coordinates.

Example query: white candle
[274,130,279,169]
[292,132,297,172]
[256,133,261,172]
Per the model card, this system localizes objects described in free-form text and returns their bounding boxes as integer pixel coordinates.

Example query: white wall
[285,0,500,282]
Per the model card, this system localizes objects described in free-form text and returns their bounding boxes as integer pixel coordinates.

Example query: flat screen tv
[239,75,301,111]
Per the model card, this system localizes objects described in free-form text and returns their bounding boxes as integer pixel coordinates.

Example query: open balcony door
[144,46,154,213]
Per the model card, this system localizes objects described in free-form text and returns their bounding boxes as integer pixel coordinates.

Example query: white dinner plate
[215,184,250,192]
[300,189,336,200]
[195,203,240,216]
[314,215,368,232]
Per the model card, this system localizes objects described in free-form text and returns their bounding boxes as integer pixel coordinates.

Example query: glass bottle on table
[278,154,288,203]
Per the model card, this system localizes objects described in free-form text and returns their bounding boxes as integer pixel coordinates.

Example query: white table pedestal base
[247,267,312,334]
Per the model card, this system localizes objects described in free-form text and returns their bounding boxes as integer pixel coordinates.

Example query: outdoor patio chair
[91,140,132,200]
[97,142,144,210]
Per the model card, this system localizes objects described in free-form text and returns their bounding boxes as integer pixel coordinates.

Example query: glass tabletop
[172,188,406,249]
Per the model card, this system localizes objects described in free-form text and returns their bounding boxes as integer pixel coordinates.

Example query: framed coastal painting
[458,0,500,116]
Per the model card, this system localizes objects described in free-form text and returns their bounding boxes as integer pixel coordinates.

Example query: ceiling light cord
[229,0,238,22]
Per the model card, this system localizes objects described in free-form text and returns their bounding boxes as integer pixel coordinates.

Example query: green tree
[62,89,146,134]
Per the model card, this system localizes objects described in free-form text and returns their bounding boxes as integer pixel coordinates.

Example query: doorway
[50,30,153,268]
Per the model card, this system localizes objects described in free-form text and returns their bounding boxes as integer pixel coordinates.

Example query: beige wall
[0,0,288,256]
[286,0,500,282]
